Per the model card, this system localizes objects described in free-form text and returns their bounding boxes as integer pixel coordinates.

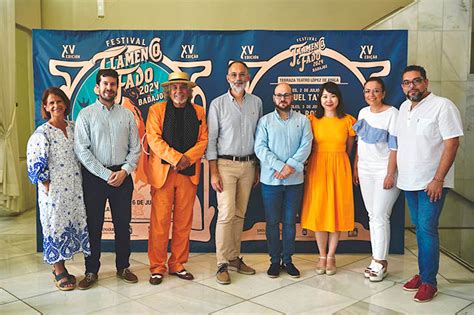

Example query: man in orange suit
[146,72,208,285]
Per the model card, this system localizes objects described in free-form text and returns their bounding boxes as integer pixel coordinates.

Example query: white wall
[371,0,473,202]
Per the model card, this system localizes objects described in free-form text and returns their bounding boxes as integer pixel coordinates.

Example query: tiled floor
[1,210,473,314]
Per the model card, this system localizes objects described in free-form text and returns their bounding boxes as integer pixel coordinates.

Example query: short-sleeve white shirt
[355,106,399,177]
[395,93,463,190]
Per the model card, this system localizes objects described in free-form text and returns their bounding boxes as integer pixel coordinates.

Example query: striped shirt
[206,90,263,160]
[74,100,141,181]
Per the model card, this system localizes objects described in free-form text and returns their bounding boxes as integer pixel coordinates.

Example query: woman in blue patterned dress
[27,87,90,291]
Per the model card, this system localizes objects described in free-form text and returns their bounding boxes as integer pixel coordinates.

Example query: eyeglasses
[363,88,382,94]
[228,73,248,78]
[274,93,293,98]
[401,77,424,87]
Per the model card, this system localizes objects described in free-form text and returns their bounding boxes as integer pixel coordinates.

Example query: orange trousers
[148,169,197,274]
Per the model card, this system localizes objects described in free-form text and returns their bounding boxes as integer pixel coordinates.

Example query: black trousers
[81,166,134,274]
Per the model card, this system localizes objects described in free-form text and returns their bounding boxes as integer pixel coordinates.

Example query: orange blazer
[146,102,208,189]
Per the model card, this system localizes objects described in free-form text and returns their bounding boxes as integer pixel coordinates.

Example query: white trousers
[359,175,400,260]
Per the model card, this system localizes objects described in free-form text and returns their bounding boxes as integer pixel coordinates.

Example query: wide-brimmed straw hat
[161,71,196,88]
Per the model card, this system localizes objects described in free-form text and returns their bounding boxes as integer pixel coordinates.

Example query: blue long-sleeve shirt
[255,110,313,186]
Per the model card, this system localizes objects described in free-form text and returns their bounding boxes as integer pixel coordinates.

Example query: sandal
[316,257,326,275]
[326,257,337,276]
[364,260,376,278]
[64,268,76,284]
[369,262,388,282]
[52,270,76,291]
[53,268,76,284]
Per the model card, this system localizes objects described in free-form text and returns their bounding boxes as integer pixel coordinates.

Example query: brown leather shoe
[216,264,231,285]
[77,273,98,290]
[117,268,138,283]
[170,269,194,280]
[229,257,256,275]
[149,273,163,285]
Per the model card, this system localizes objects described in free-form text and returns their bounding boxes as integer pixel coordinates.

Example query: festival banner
[33,29,407,253]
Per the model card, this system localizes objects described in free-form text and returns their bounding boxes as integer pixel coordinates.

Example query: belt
[218,154,256,162]
[107,165,123,172]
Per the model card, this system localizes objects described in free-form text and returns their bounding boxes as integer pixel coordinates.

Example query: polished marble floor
[0,210,473,314]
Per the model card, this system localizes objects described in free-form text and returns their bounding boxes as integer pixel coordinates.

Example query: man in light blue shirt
[74,69,141,289]
[254,83,312,278]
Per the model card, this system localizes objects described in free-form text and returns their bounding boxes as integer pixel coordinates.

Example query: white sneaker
[369,261,387,282]
[364,260,376,278]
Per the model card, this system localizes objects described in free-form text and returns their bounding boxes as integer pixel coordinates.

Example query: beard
[274,102,291,112]
[170,94,191,105]
[172,95,188,106]
[100,90,116,102]
[406,89,424,102]
[229,81,246,94]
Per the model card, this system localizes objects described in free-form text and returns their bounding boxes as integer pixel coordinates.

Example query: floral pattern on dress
[27,155,49,184]
[27,121,91,264]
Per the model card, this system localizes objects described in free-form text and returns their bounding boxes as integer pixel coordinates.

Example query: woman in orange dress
[301,82,356,275]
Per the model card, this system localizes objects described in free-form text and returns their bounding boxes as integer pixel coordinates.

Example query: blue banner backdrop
[33,29,407,254]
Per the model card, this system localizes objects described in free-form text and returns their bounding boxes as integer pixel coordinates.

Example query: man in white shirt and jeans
[396,65,463,303]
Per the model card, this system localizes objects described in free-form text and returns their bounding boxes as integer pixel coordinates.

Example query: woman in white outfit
[353,77,400,282]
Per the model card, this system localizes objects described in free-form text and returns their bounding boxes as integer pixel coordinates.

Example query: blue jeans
[261,183,303,264]
[405,189,448,287]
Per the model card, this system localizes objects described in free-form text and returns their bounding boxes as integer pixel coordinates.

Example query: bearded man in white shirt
[396,65,463,303]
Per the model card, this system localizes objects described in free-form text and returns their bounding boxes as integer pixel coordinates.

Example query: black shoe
[149,273,163,285]
[282,262,300,278]
[170,269,194,281]
[267,263,280,278]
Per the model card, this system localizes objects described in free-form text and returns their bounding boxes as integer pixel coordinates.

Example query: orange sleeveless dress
[301,114,356,232]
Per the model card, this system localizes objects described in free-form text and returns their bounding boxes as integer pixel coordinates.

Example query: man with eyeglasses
[396,65,463,302]
[254,83,312,278]
[207,61,262,284]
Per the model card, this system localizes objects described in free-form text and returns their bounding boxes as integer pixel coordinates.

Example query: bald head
[273,83,293,113]
[274,83,292,94]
